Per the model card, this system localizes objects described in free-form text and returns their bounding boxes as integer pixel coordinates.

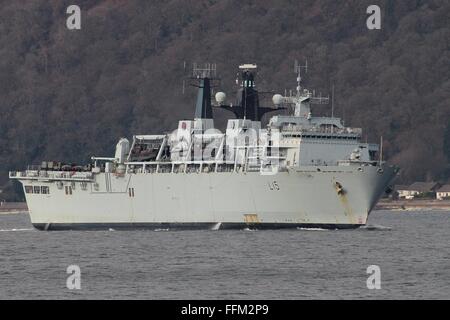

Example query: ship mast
[191,63,217,120]
[214,64,284,121]
[273,60,329,119]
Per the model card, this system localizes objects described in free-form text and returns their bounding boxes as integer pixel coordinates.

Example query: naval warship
[9,63,397,231]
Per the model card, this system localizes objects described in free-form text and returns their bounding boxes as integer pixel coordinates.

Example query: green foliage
[0,0,449,200]
[414,192,436,199]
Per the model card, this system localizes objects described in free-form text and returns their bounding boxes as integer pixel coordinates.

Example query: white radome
[215,92,226,104]
[272,94,284,105]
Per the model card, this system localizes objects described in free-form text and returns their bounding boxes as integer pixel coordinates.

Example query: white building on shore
[436,185,450,200]
[395,182,440,200]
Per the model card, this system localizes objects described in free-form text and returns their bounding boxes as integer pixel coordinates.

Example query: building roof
[437,185,450,193]
[408,182,439,193]
[394,185,410,191]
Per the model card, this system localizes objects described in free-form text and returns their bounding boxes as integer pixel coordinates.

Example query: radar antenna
[192,63,217,78]
[188,63,219,119]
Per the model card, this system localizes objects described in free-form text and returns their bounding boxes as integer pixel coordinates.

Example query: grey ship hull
[19,164,396,231]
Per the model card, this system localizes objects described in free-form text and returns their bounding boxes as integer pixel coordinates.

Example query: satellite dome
[215,92,226,104]
[272,94,283,105]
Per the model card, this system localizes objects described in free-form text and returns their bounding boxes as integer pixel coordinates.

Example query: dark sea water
[0,210,448,299]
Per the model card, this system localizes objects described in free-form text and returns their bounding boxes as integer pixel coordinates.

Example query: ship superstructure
[9,63,397,231]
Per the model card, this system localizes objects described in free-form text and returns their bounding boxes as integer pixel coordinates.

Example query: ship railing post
[215,135,225,173]
[244,146,249,172]
[246,146,250,172]
[233,146,239,172]
[243,147,246,172]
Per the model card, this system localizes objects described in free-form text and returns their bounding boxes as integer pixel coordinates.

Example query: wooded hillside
[0,0,449,199]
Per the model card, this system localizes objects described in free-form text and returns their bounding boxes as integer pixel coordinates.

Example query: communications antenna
[331,84,335,118]
[182,61,186,94]
[294,59,308,95]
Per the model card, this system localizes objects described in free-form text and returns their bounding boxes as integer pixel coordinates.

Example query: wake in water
[297,227,327,231]
[0,228,34,232]
[211,222,222,231]
[359,224,392,231]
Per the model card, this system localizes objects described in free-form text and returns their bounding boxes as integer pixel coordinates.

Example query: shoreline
[375,199,450,211]
[0,202,28,215]
[0,210,28,215]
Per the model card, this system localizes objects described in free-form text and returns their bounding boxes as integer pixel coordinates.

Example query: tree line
[0,0,449,200]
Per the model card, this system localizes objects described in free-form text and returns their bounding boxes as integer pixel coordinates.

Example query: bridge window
[65,186,72,195]
[25,185,50,194]
[41,186,50,194]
